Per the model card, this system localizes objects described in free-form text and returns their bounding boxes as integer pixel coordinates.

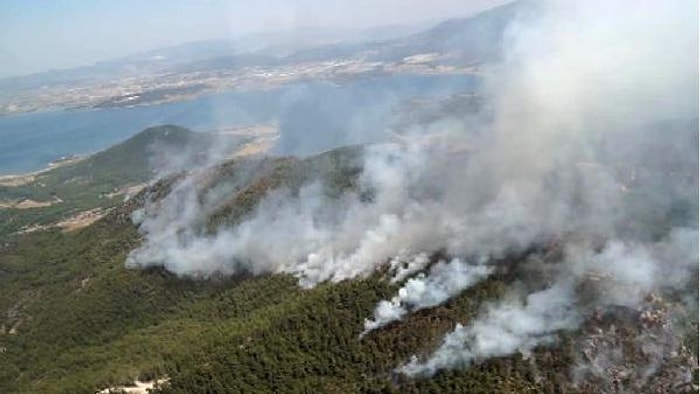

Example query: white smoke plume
[388,253,431,283]
[396,0,698,376]
[400,283,581,376]
[125,0,698,381]
[362,259,493,336]
[128,143,453,285]
[402,228,698,376]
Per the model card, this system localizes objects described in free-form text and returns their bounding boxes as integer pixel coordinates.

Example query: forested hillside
[0,129,696,393]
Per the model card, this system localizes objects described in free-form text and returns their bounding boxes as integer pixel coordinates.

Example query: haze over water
[0,74,476,175]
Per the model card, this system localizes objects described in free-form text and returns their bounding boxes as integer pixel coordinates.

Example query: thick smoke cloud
[274,75,478,156]
[126,0,697,381]
[129,144,459,286]
[362,259,493,336]
[401,284,581,376]
[402,228,698,376]
[396,0,698,375]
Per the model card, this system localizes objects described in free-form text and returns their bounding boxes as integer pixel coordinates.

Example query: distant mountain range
[0,2,519,93]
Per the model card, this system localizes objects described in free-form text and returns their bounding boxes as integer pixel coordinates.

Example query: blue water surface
[0,74,477,174]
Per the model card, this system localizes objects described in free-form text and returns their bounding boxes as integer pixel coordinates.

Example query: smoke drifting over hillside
[401,283,582,376]
[363,259,493,336]
[126,0,697,382]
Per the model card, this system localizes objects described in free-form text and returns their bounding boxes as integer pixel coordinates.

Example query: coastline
[0,69,480,118]
[0,154,88,186]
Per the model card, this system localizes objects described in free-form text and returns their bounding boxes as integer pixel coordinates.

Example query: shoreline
[0,154,89,186]
[0,69,480,118]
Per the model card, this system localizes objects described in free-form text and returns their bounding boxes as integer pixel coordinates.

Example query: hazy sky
[0,0,508,79]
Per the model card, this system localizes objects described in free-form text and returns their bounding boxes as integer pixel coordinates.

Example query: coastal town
[0,55,478,116]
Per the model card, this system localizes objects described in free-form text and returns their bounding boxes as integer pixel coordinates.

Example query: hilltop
[0,125,247,237]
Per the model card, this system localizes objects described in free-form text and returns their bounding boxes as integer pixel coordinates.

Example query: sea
[0,74,478,175]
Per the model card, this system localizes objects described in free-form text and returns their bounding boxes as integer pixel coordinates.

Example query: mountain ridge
[0,130,695,392]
